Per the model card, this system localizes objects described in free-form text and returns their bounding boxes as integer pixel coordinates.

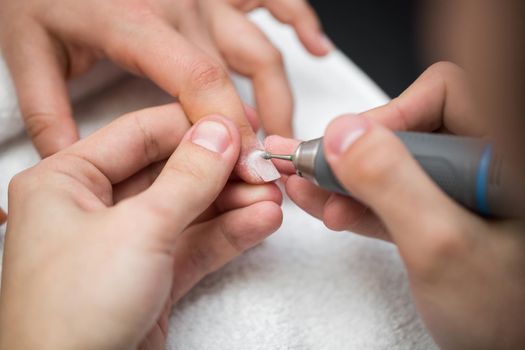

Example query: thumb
[128,115,241,239]
[323,115,473,251]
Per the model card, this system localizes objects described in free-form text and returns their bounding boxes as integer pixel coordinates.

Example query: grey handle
[313,132,511,218]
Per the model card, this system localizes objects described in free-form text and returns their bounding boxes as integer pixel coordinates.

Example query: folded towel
[0,10,436,349]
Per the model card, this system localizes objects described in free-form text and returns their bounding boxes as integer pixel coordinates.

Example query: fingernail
[191,120,231,154]
[326,115,369,155]
[247,149,281,182]
[320,34,335,52]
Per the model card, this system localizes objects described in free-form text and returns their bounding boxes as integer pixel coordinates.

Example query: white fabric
[0,10,437,349]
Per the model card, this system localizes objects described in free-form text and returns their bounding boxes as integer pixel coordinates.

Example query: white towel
[0,10,437,349]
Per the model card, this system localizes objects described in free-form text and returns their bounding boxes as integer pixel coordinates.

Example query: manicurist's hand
[0,105,283,350]
[265,62,525,349]
[0,0,331,183]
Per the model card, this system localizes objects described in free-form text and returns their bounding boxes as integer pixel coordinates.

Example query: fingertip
[318,34,335,55]
[217,182,283,212]
[264,134,300,150]
[302,31,334,57]
[233,201,283,249]
[256,201,284,233]
[268,1,332,57]
[239,182,283,206]
[266,183,284,206]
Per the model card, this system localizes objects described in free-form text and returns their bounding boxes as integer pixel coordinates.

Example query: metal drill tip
[261,152,294,162]
[261,151,272,160]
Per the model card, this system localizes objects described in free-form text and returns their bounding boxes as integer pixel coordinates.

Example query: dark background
[309,0,423,98]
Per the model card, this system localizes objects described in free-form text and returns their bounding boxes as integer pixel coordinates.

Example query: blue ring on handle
[476,145,492,216]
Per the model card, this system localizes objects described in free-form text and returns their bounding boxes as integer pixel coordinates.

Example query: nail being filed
[245,149,281,182]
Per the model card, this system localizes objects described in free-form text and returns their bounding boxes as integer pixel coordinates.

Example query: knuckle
[187,60,228,91]
[23,111,55,141]
[131,113,161,164]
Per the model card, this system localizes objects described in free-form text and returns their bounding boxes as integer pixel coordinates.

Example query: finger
[322,194,389,241]
[363,62,484,136]
[132,115,241,234]
[194,181,282,223]
[285,175,331,220]
[171,201,283,301]
[215,182,283,212]
[174,5,224,64]
[207,3,294,137]
[323,115,481,257]
[263,135,301,174]
[243,104,260,132]
[112,104,263,204]
[59,103,190,184]
[2,24,77,157]
[116,168,283,218]
[264,0,333,56]
[105,20,277,183]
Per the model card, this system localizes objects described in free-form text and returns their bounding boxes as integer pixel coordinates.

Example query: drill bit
[261,151,294,162]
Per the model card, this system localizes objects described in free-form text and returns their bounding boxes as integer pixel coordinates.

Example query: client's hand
[0,105,283,350]
[0,0,330,183]
[265,62,525,349]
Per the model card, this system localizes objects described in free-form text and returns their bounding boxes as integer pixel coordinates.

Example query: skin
[0,0,332,183]
[0,106,283,350]
[265,62,525,349]
[1,1,523,349]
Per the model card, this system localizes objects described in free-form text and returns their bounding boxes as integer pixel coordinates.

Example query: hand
[265,62,525,349]
[0,0,331,183]
[0,105,283,350]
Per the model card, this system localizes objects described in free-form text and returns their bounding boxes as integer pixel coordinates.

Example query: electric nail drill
[263,132,518,218]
